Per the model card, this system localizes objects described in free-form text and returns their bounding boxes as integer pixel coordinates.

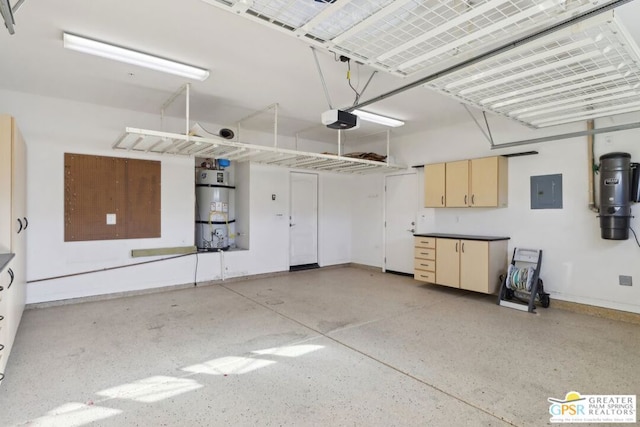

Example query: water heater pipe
[587,120,599,213]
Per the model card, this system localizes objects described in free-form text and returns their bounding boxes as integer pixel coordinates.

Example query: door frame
[289,171,319,268]
[382,171,419,273]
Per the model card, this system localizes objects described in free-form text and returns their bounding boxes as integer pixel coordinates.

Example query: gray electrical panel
[531,174,563,209]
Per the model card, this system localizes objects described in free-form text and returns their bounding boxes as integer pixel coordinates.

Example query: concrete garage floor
[0,266,638,426]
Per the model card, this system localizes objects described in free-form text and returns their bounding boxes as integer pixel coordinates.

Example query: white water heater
[195,168,235,250]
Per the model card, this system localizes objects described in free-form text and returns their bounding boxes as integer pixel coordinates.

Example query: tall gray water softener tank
[599,152,631,240]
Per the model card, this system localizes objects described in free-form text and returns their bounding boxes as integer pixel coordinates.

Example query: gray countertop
[414,233,510,242]
[0,253,15,272]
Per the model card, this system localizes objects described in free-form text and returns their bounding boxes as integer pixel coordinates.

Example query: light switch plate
[106,213,117,225]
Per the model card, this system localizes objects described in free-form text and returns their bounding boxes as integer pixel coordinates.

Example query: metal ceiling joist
[0,0,15,35]
[113,128,406,175]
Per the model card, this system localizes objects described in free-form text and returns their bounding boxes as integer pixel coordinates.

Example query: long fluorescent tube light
[353,110,405,127]
[63,33,210,81]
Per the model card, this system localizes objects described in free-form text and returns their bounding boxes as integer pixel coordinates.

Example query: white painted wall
[350,174,384,267]
[319,173,352,266]
[0,89,354,303]
[8,85,637,314]
[382,113,640,314]
[0,90,198,303]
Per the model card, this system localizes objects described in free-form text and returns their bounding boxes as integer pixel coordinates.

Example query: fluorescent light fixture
[63,33,210,81]
[353,110,405,127]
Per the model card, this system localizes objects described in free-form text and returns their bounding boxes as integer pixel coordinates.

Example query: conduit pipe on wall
[587,120,599,213]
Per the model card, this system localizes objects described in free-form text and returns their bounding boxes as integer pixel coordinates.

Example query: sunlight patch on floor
[252,344,324,357]
[182,356,276,375]
[25,402,121,427]
[96,376,203,403]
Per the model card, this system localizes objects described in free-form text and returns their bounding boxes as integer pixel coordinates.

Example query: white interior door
[290,172,318,266]
[384,173,417,274]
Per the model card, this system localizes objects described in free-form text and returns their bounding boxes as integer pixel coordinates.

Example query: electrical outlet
[619,275,632,286]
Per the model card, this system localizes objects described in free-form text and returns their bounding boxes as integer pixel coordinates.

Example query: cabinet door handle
[0,285,3,292]
[17,218,23,234]
[0,373,4,382]
[455,242,458,252]
[464,195,468,205]
[471,194,475,205]
[441,195,444,205]
[0,344,4,351]
[24,217,28,230]
[462,242,465,253]
[7,268,14,289]
[0,315,4,322]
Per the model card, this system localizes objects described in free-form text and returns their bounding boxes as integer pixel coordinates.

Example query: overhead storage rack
[113,127,407,174]
[112,85,407,174]
[202,0,606,78]
[203,0,640,128]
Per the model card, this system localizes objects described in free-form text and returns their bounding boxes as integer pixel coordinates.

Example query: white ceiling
[2,0,640,142]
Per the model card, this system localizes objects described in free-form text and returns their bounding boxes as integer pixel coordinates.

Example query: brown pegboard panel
[64,154,161,241]
[125,158,161,239]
